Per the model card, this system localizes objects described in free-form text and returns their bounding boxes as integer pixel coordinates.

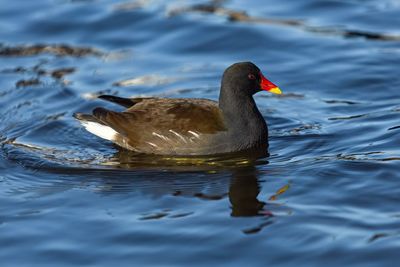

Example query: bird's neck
[218,86,267,133]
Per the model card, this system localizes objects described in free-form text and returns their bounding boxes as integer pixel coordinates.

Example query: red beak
[260,72,282,94]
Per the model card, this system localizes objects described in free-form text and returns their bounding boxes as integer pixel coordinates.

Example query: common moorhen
[74,62,281,156]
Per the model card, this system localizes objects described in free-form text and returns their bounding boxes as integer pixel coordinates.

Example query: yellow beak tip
[269,87,282,95]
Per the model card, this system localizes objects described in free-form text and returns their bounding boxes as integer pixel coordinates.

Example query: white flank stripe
[169,129,187,143]
[80,121,117,141]
[188,130,200,138]
[152,132,170,141]
[146,142,158,148]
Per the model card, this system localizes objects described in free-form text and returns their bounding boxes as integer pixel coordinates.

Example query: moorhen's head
[221,62,281,96]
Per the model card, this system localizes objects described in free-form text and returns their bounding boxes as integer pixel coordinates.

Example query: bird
[74,62,281,156]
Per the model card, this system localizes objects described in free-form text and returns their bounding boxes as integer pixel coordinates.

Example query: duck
[74,62,281,156]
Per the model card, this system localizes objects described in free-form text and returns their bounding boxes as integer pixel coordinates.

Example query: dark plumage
[74,62,281,156]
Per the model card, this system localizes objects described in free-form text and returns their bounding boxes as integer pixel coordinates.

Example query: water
[1,0,400,266]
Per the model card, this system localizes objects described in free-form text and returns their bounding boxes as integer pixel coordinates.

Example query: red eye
[248,73,256,80]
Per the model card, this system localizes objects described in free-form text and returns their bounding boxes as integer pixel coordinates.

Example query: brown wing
[98,95,158,108]
[92,98,227,155]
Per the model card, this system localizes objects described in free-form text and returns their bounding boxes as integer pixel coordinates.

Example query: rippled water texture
[1,0,400,266]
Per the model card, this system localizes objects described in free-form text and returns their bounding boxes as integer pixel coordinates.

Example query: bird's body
[74,62,281,156]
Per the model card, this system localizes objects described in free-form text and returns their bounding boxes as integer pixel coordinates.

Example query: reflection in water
[103,150,270,220]
[105,149,273,218]
[106,153,274,219]
[106,146,269,170]
[229,167,265,217]
[3,141,274,219]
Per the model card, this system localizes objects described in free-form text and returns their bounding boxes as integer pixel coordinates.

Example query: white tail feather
[80,121,118,141]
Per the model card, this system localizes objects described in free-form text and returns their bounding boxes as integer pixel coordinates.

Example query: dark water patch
[2,62,77,89]
[1,66,35,74]
[138,209,194,220]
[388,125,400,131]
[50,67,76,79]
[168,1,400,42]
[368,232,391,243]
[324,99,360,105]
[270,92,305,99]
[328,114,367,120]
[289,124,322,134]
[0,44,103,57]
[139,211,170,220]
[242,219,274,234]
[16,78,41,88]
[194,192,228,200]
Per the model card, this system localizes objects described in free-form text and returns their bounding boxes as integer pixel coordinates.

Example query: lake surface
[1,0,400,266]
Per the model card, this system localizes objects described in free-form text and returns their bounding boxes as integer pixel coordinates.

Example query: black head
[221,62,281,96]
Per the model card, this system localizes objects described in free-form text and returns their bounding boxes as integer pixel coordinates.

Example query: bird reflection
[17,144,272,218]
[229,167,265,217]
[104,148,268,217]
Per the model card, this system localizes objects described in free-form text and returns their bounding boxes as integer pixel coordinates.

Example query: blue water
[1,0,400,266]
